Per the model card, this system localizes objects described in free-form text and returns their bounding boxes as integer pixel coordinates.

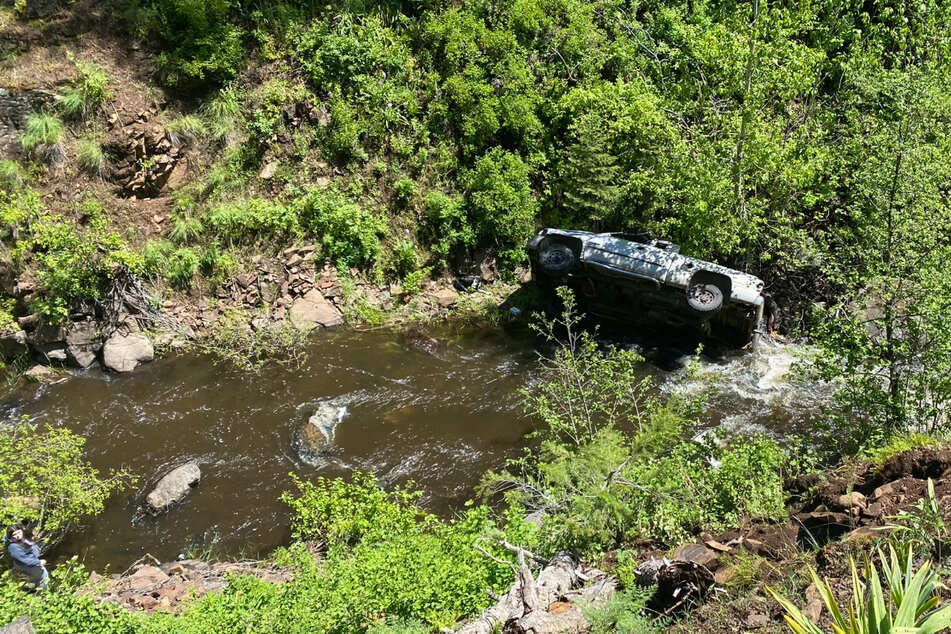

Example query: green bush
[297,188,386,268]
[0,159,23,191]
[463,148,537,272]
[0,561,138,633]
[141,238,175,276]
[204,198,299,244]
[2,192,139,321]
[392,178,416,206]
[387,237,418,280]
[0,423,131,545]
[277,473,536,630]
[423,191,473,268]
[199,243,237,287]
[166,246,199,289]
[132,0,245,89]
[485,294,789,555]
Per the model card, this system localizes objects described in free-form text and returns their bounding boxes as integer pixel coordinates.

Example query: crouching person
[3,524,48,590]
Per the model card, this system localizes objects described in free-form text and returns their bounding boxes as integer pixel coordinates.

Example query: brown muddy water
[2,326,823,572]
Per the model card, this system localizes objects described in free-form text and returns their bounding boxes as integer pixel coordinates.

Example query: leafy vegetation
[0,193,140,321]
[484,291,790,555]
[769,545,951,634]
[0,423,131,546]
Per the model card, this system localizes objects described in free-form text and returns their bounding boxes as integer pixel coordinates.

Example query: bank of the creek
[1,326,823,573]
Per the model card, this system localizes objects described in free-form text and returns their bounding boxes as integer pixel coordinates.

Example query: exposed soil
[665,446,951,632]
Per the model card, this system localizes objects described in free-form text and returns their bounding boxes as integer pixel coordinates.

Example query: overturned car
[526,229,765,347]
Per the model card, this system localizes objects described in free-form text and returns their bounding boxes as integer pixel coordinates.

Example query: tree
[555,114,621,232]
[812,54,951,451]
[0,423,131,547]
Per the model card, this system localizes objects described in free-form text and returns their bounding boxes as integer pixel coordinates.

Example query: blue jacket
[3,537,42,571]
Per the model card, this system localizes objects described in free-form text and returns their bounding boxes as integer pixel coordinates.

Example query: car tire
[538,243,576,275]
[686,282,723,313]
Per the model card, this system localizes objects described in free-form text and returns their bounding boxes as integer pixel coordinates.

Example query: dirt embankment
[664,446,951,633]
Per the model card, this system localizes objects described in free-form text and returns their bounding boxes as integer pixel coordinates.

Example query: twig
[499,540,548,566]
[474,544,518,576]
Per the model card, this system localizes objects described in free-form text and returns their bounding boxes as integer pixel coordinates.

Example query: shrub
[0,159,22,191]
[387,237,418,280]
[166,246,199,288]
[0,560,138,632]
[204,198,298,244]
[201,308,308,371]
[56,59,111,119]
[168,212,203,244]
[401,267,430,296]
[485,293,789,555]
[393,177,417,205]
[769,545,951,633]
[5,193,138,321]
[0,423,131,546]
[20,114,65,164]
[133,0,245,89]
[199,243,237,287]
[142,238,175,276]
[297,188,386,268]
[76,136,106,176]
[423,191,473,267]
[463,148,537,272]
[278,473,536,630]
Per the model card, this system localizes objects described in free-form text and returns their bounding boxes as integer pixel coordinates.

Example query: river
[1,326,823,571]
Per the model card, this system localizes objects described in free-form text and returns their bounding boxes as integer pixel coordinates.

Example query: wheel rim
[689,285,716,306]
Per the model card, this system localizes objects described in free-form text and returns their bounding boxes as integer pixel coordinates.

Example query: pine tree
[557,115,620,230]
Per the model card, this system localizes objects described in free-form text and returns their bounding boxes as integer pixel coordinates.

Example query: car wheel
[538,243,576,275]
[687,282,723,313]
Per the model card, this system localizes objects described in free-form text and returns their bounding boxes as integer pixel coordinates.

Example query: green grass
[865,433,947,473]
[166,114,206,147]
[20,114,65,163]
[56,60,111,120]
[76,137,105,176]
[0,159,23,191]
[168,213,203,245]
[201,84,242,143]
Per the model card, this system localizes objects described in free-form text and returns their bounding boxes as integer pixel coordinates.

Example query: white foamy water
[663,336,831,434]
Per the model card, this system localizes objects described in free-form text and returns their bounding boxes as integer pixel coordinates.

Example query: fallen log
[455,546,616,634]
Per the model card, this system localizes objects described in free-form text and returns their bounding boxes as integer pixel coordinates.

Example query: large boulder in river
[146,463,201,512]
[294,402,348,459]
[103,332,153,373]
[288,289,343,330]
[65,321,102,368]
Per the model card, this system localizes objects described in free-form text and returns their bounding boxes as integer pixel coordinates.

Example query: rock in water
[295,402,348,458]
[146,463,201,512]
[103,332,154,373]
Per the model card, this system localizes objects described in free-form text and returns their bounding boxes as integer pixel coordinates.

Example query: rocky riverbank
[36,443,945,634]
[0,255,523,384]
